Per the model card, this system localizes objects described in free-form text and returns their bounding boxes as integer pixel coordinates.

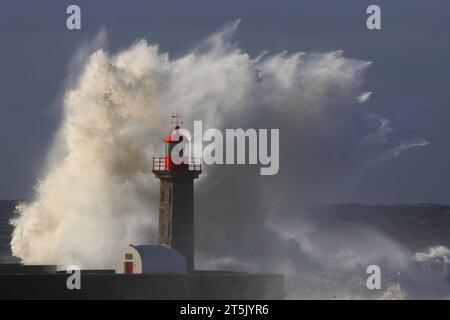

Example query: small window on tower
[161,189,171,203]
[125,253,133,260]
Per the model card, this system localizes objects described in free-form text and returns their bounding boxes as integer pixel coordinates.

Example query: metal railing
[152,157,166,171]
[188,158,202,172]
[153,157,202,172]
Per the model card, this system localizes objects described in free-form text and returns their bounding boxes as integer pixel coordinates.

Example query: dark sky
[0,0,449,203]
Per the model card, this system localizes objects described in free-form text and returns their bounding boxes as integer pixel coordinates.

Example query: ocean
[2,200,450,299]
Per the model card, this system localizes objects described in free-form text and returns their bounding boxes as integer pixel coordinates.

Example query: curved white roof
[130,245,187,274]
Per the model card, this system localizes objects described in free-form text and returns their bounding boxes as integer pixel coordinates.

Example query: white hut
[117,245,187,274]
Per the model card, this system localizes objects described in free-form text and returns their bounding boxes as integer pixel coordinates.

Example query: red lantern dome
[152,115,201,173]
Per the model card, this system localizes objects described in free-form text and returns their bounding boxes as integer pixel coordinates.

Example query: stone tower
[152,117,201,273]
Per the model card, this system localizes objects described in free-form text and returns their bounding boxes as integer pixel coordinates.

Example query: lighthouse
[152,114,202,273]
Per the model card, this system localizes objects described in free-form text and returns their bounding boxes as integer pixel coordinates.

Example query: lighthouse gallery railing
[152,157,202,172]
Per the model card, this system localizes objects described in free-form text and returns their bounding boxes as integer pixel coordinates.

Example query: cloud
[361,115,429,165]
[368,138,430,165]
[389,139,430,158]
[356,91,372,103]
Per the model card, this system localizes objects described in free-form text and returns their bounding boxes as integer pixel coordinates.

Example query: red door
[124,261,134,274]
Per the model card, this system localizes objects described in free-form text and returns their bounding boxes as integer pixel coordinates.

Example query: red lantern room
[152,114,202,172]
[164,124,188,171]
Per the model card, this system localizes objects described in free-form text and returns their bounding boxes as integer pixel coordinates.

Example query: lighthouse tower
[152,115,201,273]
